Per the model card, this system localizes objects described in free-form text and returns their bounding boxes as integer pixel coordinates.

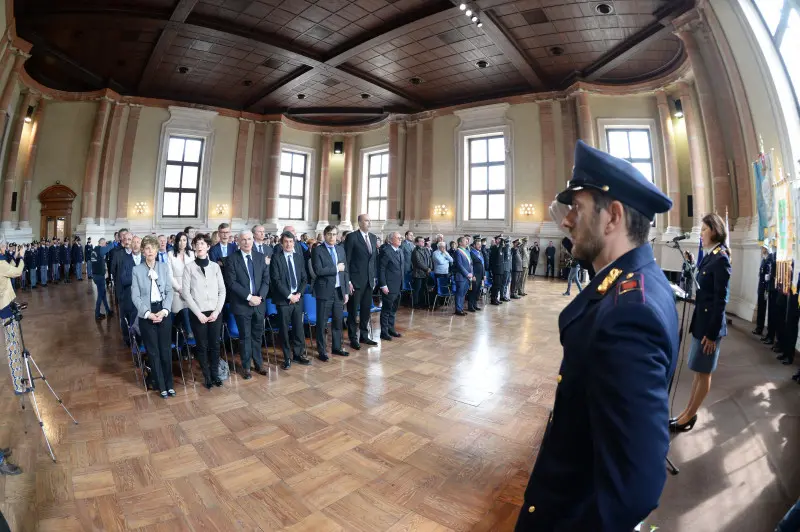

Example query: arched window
[752,0,800,113]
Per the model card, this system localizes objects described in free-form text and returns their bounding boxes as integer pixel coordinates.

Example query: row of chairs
[401,271,492,311]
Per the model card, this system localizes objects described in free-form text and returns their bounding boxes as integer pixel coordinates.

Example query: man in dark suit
[468,236,485,312]
[114,234,138,346]
[270,231,311,369]
[529,241,540,276]
[545,240,556,278]
[223,230,270,379]
[489,236,506,305]
[753,243,771,336]
[452,236,473,316]
[71,236,84,281]
[344,214,378,349]
[252,224,274,269]
[377,231,404,341]
[209,223,237,265]
[312,225,350,361]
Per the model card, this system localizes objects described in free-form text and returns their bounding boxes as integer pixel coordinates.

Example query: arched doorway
[38,184,77,241]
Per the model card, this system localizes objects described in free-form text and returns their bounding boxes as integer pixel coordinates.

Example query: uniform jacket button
[528,505,536,513]
[557,375,562,383]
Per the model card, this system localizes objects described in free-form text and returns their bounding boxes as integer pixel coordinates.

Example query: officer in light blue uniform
[516,140,679,531]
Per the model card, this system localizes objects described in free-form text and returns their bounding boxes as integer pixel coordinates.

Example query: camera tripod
[3,303,77,462]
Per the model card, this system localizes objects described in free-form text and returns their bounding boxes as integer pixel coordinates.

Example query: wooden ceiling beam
[138,0,199,92]
[478,10,549,91]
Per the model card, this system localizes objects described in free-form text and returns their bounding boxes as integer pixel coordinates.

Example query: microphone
[672,233,690,242]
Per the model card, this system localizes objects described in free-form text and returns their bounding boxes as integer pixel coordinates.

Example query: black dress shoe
[491,300,501,305]
[454,311,467,316]
[474,306,482,311]
[107,310,114,318]
[318,355,330,362]
[501,297,511,302]
[362,338,378,346]
[95,315,105,321]
[669,414,698,433]
[282,361,291,370]
[777,353,787,361]
[293,356,311,365]
[792,372,800,382]
[380,334,392,341]
[752,328,763,335]
[772,346,783,353]
[243,371,252,380]
[204,379,212,390]
[213,378,223,387]
[388,330,402,337]
[510,295,520,299]
[762,337,774,344]
[350,341,361,350]
[782,359,793,365]
[332,349,350,357]
[467,308,476,312]
[254,366,268,376]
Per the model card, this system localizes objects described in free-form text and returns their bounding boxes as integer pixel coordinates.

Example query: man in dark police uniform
[516,140,679,531]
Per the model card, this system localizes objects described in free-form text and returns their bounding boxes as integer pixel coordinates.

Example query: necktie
[246,254,256,295]
[287,254,297,293]
[365,233,371,254]
[328,246,339,287]
[222,245,227,258]
[256,244,262,254]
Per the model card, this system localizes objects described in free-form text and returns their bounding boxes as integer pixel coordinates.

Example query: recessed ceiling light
[477,21,482,27]
[465,9,472,16]
[177,66,189,74]
[476,59,489,68]
[550,46,564,56]
[297,93,306,99]
[242,80,253,87]
[471,15,478,22]
[459,3,466,10]
[595,3,614,15]
[409,77,423,85]
[361,93,370,99]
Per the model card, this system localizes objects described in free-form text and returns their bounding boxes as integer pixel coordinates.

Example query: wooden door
[38,184,77,241]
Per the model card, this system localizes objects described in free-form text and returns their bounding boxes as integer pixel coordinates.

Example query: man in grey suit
[270,231,311,369]
[312,225,350,361]
[252,224,274,268]
[223,230,269,379]
[378,231,404,341]
[344,214,379,349]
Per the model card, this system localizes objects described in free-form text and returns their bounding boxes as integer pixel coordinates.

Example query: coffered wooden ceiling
[14,0,693,116]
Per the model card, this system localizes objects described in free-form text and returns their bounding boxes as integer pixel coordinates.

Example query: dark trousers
[93,275,111,317]
[234,307,265,371]
[277,301,304,362]
[490,272,506,302]
[774,293,787,346]
[782,293,799,363]
[756,285,767,331]
[120,297,137,346]
[412,277,427,307]
[316,288,344,357]
[468,277,481,310]
[139,313,173,392]
[546,258,555,278]
[348,282,373,341]
[380,291,400,334]
[766,289,778,341]
[529,260,537,276]
[190,311,223,382]
[511,271,523,296]
[454,277,468,312]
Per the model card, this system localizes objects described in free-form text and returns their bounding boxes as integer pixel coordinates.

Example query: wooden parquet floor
[0,277,570,531]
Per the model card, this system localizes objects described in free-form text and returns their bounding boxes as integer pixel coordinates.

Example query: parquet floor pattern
[0,277,568,531]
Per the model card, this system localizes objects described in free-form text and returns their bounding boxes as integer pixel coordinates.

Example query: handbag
[217,358,230,381]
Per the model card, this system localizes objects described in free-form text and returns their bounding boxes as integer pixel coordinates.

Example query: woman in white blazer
[182,233,226,389]
[168,231,194,338]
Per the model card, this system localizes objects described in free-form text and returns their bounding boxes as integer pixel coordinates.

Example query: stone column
[339,135,354,231]
[231,119,250,224]
[248,121,266,225]
[403,122,418,223]
[115,105,141,224]
[19,99,46,228]
[80,98,112,223]
[387,121,399,224]
[1,91,35,228]
[677,28,731,215]
[0,52,27,141]
[574,91,595,148]
[655,90,682,231]
[678,82,708,229]
[540,101,557,211]
[96,103,124,223]
[317,134,332,231]
[420,119,434,221]
[264,121,282,232]
[562,97,577,187]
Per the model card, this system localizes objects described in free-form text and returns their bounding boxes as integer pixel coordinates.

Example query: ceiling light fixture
[550,46,564,56]
[410,77,423,85]
[471,15,478,22]
[297,93,306,99]
[477,20,482,27]
[476,60,489,68]
[242,80,253,87]
[360,93,370,99]
[459,3,466,10]
[465,9,472,16]
[673,99,684,118]
[24,106,34,123]
[595,3,614,15]
[177,66,189,74]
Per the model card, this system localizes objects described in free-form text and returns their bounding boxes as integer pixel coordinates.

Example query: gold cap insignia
[626,273,634,279]
[597,268,623,295]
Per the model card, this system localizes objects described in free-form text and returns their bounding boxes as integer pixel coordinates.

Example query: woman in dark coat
[671,213,731,432]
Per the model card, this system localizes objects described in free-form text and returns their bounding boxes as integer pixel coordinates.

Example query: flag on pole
[697,234,703,265]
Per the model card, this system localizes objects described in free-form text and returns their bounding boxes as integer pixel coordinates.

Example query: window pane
[290,198,303,219]
[633,162,654,182]
[292,153,305,175]
[165,164,182,188]
[471,166,487,191]
[368,200,380,219]
[184,139,202,163]
[179,193,196,216]
[755,0,784,34]
[381,153,389,174]
[379,199,387,220]
[488,165,505,190]
[628,131,651,159]
[470,194,487,219]
[780,10,800,105]
[380,176,388,197]
[607,131,630,158]
[163,192,179,216]
[278,198,290,218]
[488,137,505,162]
[368,177,379,198]
[279,174,291,195]
[167,137,185,161]
[488,193,505,219]
[291,176,304,196]
[470,139,487,163]
[369,155,381,176]
[281,152,293,173]
[182,166,198,189]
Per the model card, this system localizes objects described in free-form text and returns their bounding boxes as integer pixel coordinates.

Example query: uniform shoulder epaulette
[614,272,645,304]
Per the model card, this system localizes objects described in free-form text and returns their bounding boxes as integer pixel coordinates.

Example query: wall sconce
[673,99,684,119]
[24,106,34,123]
[433,204,449,216]
[134,201,147,215]
[520,203,535,216]
[333,141,344,154]
[215,203,228,216]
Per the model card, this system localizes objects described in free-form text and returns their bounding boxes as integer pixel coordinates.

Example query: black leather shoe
[282,361,291,370]
[669,414,698,433]
[782,359,793,365]
[293,356,311,365]
[362,338,378,346]
[454,311,467,316]
[204,379,212,390]
[254,366,268,376]
[332,349,350,357]
[467,308,476,312]
[772,346,783,353]
[762,337,774,344]
[501,297,511,302]
[242,371,252,380]
[474,306,482,311]
[318,355,329,362]
[777,354,787,361]
[491,300,501,305]
[107,310,114,318]
[350,341,361,350]
[95,315,105,321]
[752,328,763,335]
[510,295,520,299]
[792,372,800,382]
[213,378,223,387]
[380,334,392,341]
[388,330,402,338]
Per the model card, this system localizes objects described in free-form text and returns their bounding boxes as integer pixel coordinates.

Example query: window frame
[359,143,390,225]
[466,134,506,221]
[366,150,389,221]
[162,135,203,219]
[751,0,800,116]
[277,143,315,224]
[278,149,308,221]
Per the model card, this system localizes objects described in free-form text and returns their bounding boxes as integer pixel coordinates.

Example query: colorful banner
[775,180,790,261]
[755,152,775,241]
